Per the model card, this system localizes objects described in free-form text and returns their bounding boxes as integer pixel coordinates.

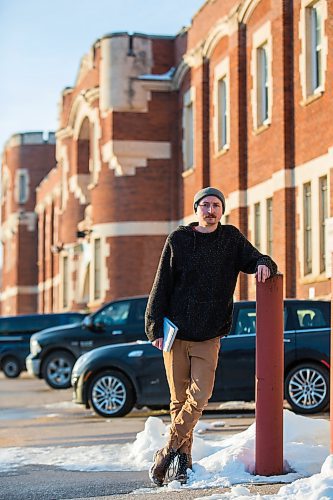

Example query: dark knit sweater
[145,222,278,342]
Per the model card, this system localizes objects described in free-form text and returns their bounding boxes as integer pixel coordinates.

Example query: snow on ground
[0,409,331,498]
[195,456,333,499]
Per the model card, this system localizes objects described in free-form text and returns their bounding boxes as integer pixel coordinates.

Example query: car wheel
[88,370,135,418]
[2,356,22,378]
[285,363,329,414]
[42,351,75,389]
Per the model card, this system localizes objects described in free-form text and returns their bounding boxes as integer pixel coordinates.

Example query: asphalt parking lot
[0,373,329,499]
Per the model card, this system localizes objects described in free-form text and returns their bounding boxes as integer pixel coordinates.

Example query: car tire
[285,362,329,414]
[88,370,135,418]
[2,356,22,378]
[42,351,75,389]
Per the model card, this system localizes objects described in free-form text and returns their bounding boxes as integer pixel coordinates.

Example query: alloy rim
[4,360,18,376]
[92,375,126,415]
[47,358,72,386]
[288,368,327,410]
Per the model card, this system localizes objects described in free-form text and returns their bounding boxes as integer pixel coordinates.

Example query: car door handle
[112,330,123,335]
[283,338,291,343]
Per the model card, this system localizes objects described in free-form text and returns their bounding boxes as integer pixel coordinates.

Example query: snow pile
[196,455,333,499]
[0,409,330,497]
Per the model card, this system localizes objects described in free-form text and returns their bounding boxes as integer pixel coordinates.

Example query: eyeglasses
[198,202,222,210]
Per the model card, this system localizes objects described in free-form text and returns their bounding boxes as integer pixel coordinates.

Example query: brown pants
[163,337,220,455]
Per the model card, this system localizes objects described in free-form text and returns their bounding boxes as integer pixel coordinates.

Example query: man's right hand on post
[152,338,163,350]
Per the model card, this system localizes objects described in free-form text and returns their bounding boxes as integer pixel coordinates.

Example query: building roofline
[3,131,56,150]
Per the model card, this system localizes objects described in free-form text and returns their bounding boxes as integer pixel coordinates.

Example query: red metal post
[255,273,284,476]
[331,254,333,454]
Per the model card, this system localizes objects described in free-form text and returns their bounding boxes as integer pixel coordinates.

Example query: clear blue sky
[0,0,204,152]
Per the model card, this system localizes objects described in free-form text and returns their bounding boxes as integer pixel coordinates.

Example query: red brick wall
[1,137,55,314]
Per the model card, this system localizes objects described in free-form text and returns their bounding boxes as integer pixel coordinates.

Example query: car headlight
[72,352,89,378]
[30,338,42,356]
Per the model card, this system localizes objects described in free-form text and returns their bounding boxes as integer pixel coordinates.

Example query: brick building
[1,0,332,314]
[0,132,55,314]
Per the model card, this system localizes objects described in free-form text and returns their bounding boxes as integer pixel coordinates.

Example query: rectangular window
[18,172,27,203]
[254,202,261,251]
[94,238,101,301]
[184,101,194,170]
[319,175,327,272]
[266,198,273,256]
[303,182,312,275]
[307,2,322,94]
[63,255,69,308]
[257,44,269,126]
[217,77,228,150]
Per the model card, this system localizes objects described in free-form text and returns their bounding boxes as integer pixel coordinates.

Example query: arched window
[77,118,91,175]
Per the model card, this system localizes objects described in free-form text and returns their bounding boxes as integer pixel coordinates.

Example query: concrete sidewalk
[76,482,284,499]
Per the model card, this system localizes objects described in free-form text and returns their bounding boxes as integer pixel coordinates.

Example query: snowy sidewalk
[74,483,283,499]
[0,409,332,499]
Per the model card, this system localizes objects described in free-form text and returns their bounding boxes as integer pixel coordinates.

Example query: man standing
[145,187,277,486]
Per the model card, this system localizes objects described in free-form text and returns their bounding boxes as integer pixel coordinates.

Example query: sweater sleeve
[237,229,278,276]
[145,237,175,342]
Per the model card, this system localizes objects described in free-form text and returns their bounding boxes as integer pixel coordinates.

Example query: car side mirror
[82,316,93,329]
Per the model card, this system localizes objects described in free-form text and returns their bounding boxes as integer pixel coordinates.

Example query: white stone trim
[0,285,39,301]
[249,199,269,253]
[246,170,294,205]
[172,60,190,90]
[35,180,61,214]
[0,213,19,241]
[226,190,248,211]
[295,149,331,281]
[60,144,69,211]
[202,11,238,58]
[102,140,171,176]
[72,99,102,185]
[182,87,196,172]
[76,241,91,303]
[68,174,90,204]
[0,165,10,206]
[213,57,230,154]
[100,35,153,114]
[325,217,333,277]
[59,250,74,311]
[57,94,102,186]
[92,221,178,237]
[250,21,273,130]
[238,0,262,24]
[14,169,29,204]
[89,234,110,305]
[4,132,55,149]
[38,274,60,292]
[19,211,37,232]
[299,0,328,101]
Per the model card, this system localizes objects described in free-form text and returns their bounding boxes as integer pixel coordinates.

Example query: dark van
[0,313,85,378]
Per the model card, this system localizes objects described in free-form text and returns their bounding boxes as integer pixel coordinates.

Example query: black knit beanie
[193,187,226,213]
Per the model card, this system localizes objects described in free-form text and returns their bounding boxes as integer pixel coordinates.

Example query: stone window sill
[182,167,195,178]
[301,89,324,106]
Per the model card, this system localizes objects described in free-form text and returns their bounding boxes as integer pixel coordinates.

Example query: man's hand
[256,265,271,283]
[152,338,164,350]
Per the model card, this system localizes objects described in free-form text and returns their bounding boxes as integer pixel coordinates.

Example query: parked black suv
[71,299,331,417]
[0,312,85,378]
[26,296,148,389]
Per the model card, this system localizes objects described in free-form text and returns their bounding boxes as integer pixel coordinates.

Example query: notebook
[163,317,179,352]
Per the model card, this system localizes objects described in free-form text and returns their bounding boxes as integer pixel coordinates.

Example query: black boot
[149,447,178,487]
[175,452,190,484]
